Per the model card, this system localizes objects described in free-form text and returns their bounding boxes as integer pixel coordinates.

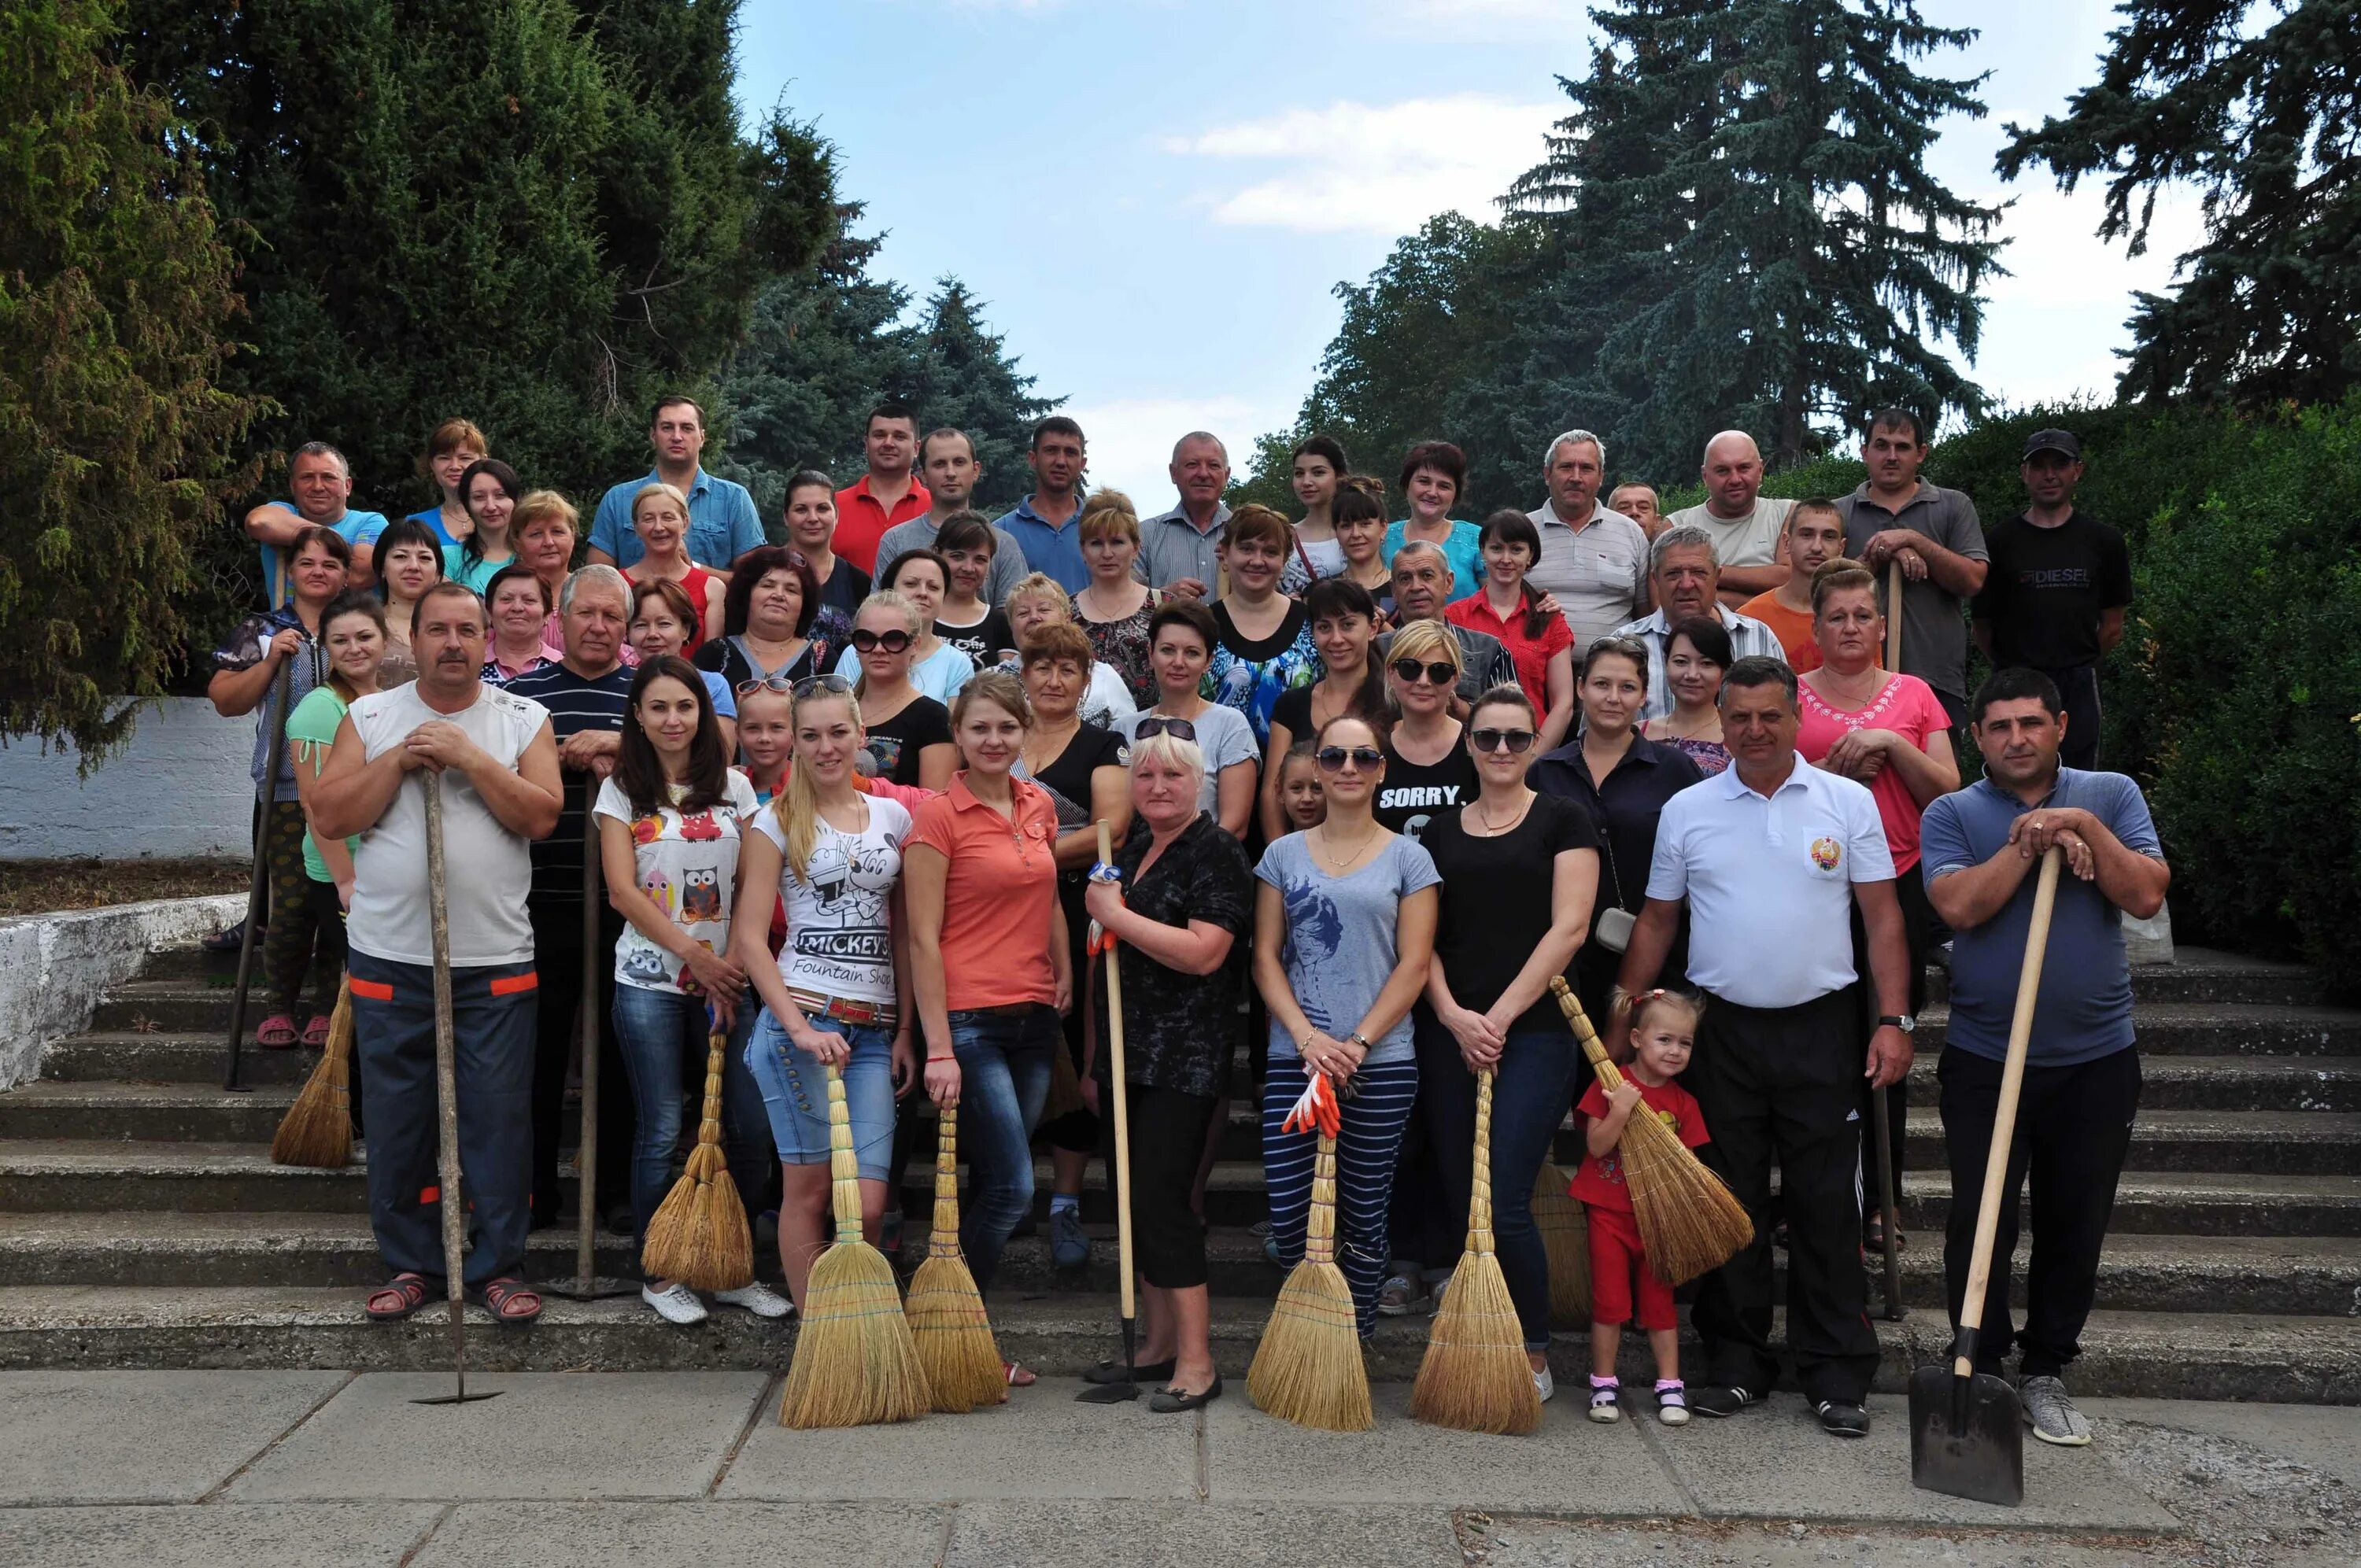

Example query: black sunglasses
[1315,744,1385,773]
[1470,727,1538,754]
[1391,658,1458,687]
[851,629,912,654]
[1132,716,1198,743]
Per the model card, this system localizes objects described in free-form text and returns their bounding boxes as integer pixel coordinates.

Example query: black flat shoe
[1149,1376,1222,1413]
[1815,1400,1871,1438]
[1084,1356,1175,1385]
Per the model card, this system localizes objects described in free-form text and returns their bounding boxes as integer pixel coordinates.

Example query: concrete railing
[0,697,258,860]
[0,894,245,1089]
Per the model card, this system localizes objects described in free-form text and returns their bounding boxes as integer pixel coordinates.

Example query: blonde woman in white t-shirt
[729,673,918,1314]
[594,654,789,1326]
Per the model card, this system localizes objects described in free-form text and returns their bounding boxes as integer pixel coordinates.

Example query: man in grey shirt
[873,427,1029,605]
[1665,431,1791,608]
[1523,428,1652,650]
[1136,430,1232,596]
[1612,526,1787,722]
[1835,408,1989,726]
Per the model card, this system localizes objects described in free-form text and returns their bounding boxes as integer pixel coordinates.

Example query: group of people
[210,398,2165,1444]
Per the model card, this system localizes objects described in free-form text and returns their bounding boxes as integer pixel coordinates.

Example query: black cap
[2023,428,2081,460]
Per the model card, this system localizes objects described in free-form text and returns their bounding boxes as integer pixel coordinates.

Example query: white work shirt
[1646,754,1894,1009]
[345,682,549,968]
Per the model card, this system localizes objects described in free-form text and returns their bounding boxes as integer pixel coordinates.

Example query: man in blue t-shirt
[585,395,764,572]
[242,441,388,598]
[1920,666,2171,1451]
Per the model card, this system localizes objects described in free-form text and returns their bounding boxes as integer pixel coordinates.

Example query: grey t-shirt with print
[1254,831,1441,1067]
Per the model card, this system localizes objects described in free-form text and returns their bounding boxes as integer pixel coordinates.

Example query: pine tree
[1506,0,2004,473]
[891,280,1059,513]
[0,0,262,754]
[1998,0,2361,407]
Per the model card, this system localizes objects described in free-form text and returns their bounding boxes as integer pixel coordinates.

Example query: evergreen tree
[890,279,1059,513]
[1998,0,2361,407]
[0,0,262,753]
[1506,0,2004,473]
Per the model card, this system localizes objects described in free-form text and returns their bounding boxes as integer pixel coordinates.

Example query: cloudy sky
[737,0,2204,504]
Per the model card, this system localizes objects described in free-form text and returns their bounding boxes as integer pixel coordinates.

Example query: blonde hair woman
[623,482,726,653]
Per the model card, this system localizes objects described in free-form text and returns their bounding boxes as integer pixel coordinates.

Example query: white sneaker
[642,1281,708,1325]
[714,1282,793,1319]
[1533,1365,1555,1404]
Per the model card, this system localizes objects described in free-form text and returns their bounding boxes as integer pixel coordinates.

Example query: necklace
[1475,791,1532,836]
[1312,820,1380,872]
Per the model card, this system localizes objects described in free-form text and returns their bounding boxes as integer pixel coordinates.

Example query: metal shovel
[1908,847,2062,1504]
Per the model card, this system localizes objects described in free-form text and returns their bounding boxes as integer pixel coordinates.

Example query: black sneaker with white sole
[1687,1385,1758,1419]
[1814,1400,1871,1438]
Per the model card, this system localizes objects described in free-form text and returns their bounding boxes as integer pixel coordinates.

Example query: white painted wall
[0,893,245,1087]
[0,698,257,860]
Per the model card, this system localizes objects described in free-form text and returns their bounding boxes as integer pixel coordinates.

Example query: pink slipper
[256,1014,299,1049]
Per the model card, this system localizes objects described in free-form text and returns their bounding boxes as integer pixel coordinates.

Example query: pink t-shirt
[1795,672,1949,873]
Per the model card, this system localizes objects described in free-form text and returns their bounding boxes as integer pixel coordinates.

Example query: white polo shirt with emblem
[1646,754,1894,1009]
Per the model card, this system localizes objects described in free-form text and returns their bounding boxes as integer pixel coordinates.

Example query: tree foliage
[0,0,262,754]
[1998,0,2361,408]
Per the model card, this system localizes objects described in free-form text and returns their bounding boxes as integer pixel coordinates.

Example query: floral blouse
[1081,591,1164,708]
[1092,813,1255,1098]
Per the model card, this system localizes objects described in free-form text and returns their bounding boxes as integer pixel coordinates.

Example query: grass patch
[0,858,247,918]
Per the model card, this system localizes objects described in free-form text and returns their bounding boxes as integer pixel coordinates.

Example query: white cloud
[1982,179,2208,308]
[1065,394,1298,507]
[1163,94,1563,234]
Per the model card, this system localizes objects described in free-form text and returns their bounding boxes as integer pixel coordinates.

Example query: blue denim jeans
[948,1003,1059,1291]
[748,1007,898,1180]
[610,983,767,1260]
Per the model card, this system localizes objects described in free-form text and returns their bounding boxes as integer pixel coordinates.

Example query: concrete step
[39,1031,313,1085]
[6,1210,2355,1319]
[1905,1052,2361,1112]
[0,1080,301,1143]
[0,1285,2350,1402]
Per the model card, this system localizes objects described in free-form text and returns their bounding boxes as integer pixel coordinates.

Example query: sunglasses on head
[1391,658,1458,687]
[850,628,912,654]
[1587,635,1649,661]
[1470,727,1538,754]
[1132,716,1198,743]
[1315,744,1385,773]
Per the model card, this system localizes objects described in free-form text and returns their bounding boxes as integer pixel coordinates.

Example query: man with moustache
[311,580,563,1324]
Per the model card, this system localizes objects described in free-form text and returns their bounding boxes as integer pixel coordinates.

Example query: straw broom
[1246,1074,1372,1432]
[269,980,353,1168]
[779,1063,930,1427]
[1412,1069,1543,1433]
[903,1105,1005,1413]
[641,1024,753,1291]
[1549,978,1751,1286]
[1532,1161,1591,1325]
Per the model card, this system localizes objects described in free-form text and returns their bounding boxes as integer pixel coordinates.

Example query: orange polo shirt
[905,772,1060,1010]
[833,475,931,577]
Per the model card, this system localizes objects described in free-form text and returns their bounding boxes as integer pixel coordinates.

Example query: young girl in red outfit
[1573,987,1712,1426]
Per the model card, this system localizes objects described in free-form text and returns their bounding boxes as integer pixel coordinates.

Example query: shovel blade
[1908,1365,2023,1507]
[1074,1380,1140,1404]
[412,1389,504,1406]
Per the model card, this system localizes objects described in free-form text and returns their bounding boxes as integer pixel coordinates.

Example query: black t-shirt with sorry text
[1973,511,2133,670]
[1373,736,1480,843]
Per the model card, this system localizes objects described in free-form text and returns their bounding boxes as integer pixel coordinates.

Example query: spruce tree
[892,280,1059,513]
[1998,0,2360,407]
[1507,0,2004,474]
[0,0,262,753]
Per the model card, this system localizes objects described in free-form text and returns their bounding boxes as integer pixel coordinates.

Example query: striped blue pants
[1261,1057,1420,1340]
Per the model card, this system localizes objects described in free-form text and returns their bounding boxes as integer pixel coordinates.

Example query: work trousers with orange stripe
[348,950,538,1286]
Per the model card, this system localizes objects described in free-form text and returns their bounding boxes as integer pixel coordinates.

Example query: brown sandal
[365,1272,432,1322]
[470,1276,542,1325]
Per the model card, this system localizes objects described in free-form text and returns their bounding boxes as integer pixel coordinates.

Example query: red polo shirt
[833,475,931,576]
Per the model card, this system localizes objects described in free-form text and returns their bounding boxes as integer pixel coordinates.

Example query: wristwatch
[1346,1031,1374,1053]
[1878,1014,1916,1034]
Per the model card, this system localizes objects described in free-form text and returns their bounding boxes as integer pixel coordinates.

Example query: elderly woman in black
[1528,635,1707,1024]
[1079,726,1255,1412]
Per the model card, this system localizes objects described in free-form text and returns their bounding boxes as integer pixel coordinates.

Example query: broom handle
[929,1105,963,1256]
[223,549,292,1094]
[1549,979,1628,1094]
[1886,559,1905,671]
[1954,848,2062,1368]
[1466,1068,1496,1253]
[424,777,467,1343]
[1306,1131,1339,1267]
[824,1062,861,1241]
[575,774,602,1289]
[1096,821,1136,1325]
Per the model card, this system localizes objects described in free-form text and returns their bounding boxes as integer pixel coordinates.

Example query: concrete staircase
[2,945,2355,1401]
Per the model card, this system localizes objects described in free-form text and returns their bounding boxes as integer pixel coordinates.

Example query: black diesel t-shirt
[1374,732,1480,842]
[1974,511,2132,670]
[1422,793,1601,1035]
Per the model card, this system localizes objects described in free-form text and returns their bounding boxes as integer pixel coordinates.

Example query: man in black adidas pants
[1921,668,2170,1446]
[1613,659,1918,1438]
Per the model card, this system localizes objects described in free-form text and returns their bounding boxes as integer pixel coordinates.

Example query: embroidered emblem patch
[1810,836,1842,871]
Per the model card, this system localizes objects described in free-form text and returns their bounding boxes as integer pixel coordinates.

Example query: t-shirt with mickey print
[592,771,760,995]
[750,792,913,1015]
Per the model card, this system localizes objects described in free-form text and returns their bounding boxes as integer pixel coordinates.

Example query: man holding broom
[1611,656,1916,1439]
[312,580,564,1324]
[1919,667,2169,1448]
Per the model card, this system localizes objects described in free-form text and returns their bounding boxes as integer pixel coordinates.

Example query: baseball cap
[2022,428,2081,460]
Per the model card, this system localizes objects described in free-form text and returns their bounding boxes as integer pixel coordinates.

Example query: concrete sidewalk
[0,1372,2351,1566]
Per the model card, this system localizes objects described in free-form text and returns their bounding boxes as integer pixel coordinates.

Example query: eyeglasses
[1132,716,1198,743]
[1390,658,1458,687]
[1315,745,1385,773]
[850,629,912,654]
[1470,727,1538,754]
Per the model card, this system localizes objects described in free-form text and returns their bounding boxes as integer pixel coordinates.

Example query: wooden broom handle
[1887,559,1905,671]
[423,777,466,1317]
[1953,847,2064,1370]
[823,1063,861,1241]
[1096,821,1136,1323]
[575,776,603,1289]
